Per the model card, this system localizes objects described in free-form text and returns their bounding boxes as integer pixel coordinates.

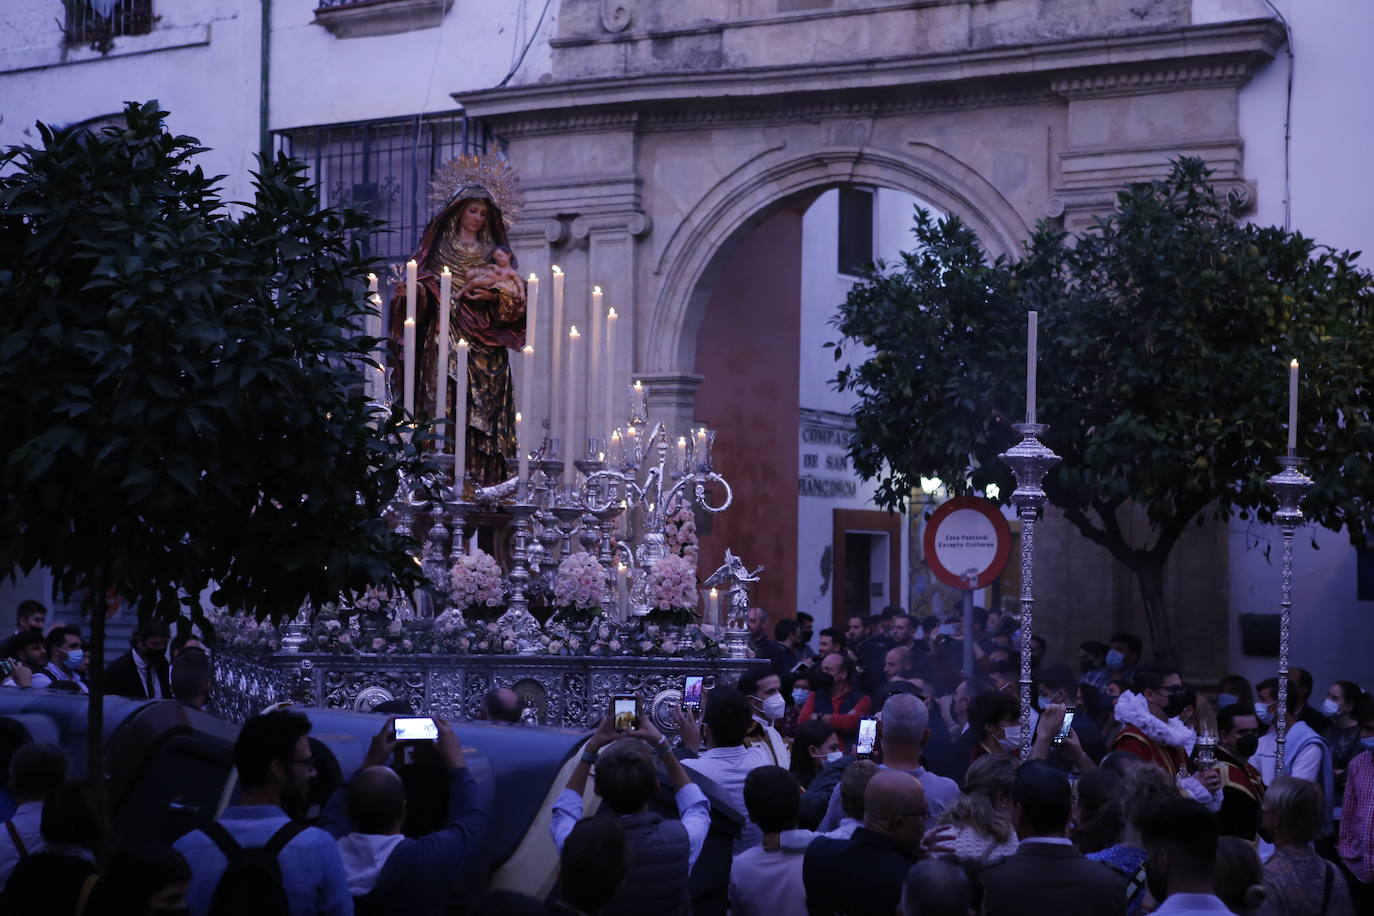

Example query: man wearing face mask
[1112,663,1223,811]
[106,617,172,699]
[29,626,87,694]
[737,669,791,769]
[1250,677,1333,818]
[1082,632,1141,691]
[1213,705,1264,841]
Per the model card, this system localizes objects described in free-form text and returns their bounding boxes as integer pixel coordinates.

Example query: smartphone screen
[394,716,438,741]
[682,676,704,712]
[1054,707,1076,745]
[613,695,638,733]
[937,623,958,637]
[856,716,878,758]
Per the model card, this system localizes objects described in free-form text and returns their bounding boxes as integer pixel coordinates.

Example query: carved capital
[508,217,568,245]
[571,211,651,240]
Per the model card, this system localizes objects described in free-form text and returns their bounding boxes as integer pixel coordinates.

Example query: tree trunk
[1133,559,1175,663]
[85,588,106,783]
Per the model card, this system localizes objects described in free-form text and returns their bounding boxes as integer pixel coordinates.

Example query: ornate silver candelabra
[999,423,1062,761]
[1266,454,1314,777]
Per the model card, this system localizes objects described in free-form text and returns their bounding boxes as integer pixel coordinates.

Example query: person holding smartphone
[318,717,488,916]
[549,704,711,915]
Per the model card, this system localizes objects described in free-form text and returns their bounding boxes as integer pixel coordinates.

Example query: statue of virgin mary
[389,156,526,487]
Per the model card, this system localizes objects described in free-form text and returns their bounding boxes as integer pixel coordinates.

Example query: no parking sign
[922,496,1011,590]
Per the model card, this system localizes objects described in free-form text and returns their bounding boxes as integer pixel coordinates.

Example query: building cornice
[456,18,1286,125]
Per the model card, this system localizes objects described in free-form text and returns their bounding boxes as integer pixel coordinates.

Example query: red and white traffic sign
[921,496,1012,591]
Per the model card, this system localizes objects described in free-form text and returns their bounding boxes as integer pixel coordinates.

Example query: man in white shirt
[1138,796,1234,914]
[29,626,87,693]
[0,742,69,886]
[817,692,960,832]
[738,669,790,769]
[1250,677,1335,827]
[681,686,773,853]
[729,765,812,915]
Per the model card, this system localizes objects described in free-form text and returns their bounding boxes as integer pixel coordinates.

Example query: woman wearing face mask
[789,720,840,790]
[967,690,1021,761]
[1322,680,1366,807]
[933,754,1019,863]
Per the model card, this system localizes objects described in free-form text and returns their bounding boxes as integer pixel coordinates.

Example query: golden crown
[428,153,525,228]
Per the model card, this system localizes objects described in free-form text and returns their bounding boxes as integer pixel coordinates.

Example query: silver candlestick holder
[1266,454,1314,777]
[999,422,1062,761]
[498,501,543,654]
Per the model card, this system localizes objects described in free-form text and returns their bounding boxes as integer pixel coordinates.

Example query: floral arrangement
[664,498,699,562]
[550,551,607,628]
[203,605,281,658]
[644,553,700,628]
[450,550,505,618]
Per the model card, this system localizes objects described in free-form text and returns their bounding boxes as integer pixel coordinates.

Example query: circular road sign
[922,495,1012,591]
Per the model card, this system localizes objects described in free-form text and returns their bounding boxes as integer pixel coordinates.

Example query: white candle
[526,272,539,352]
[367,292,383,402]
[520,344,535,452]
[605,307,617,442]
[610,429,622,466]
[616,562,629,619]
[551,266,565,433]
[404,259,418,415]
[632,380,646,421]
[590,286,604,455]
[563,325,580,488]
[625,425,638,463]
[1288,359,1299,453]
[707,587,720,627]
[454,339,469,483]
[1026,310,1038,425]
[695,427,707,469]
[367,272,378,295]
[515,410,525,485]
[435,266,452,422]
[676,436,688,474]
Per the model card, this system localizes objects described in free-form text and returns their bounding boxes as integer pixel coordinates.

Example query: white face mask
[812,749,843,765]
[997,724,1022,752]
[761,693,787,722]
[1320,697,1341,717]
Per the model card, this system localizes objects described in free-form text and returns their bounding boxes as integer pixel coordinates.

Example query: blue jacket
[321,766,488,916]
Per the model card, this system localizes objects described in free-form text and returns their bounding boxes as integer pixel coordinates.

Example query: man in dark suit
[803,769,926,915]
[979,760,1127,916]
[105,618,171,699]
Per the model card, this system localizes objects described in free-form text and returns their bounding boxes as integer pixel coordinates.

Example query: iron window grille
[63,0,155,51]
[274,111,494,265]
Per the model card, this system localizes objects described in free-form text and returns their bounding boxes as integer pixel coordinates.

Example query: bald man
[884,646,912,683]
[803,770,927,915]
[320,718,488,915]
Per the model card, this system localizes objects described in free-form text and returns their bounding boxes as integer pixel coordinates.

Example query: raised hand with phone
[548,697,713,910]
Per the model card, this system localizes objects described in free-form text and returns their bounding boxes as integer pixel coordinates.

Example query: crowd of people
[0,598,1370,915]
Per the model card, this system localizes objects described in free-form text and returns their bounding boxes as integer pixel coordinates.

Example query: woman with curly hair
[934,754,1020,863]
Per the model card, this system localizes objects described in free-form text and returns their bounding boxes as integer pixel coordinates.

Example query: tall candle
[526,272,539,352]
[367,292,384,402]
[517,411,530,495]
[616,562,629,619]
[590,286,604,452]
[632,380,646,421]
[610,429,622,466]
[1288,359,1299,454]
[454,339,469,482]
[695,427,707,470]
[605,307,617,442]
[520,344,535,449]
[625,425,638,463]
[435,266,452,422]
[1026,310,1038,425]
[707,587,720,627]
[563,325,580,488]
[404,259,418,414]
[551,266,565,429]
[676,436,688,474]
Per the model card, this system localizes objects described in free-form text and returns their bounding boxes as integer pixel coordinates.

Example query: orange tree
[830,159,1374,661]
[0,102,429,774]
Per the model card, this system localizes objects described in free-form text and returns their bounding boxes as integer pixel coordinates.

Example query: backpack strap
[4,820,26,858]
[1124,861,1149,902]
[200,821,244,860]
[1320,859,1335,916]
[263,820,309,857]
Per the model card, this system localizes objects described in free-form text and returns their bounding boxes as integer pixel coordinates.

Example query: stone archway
[648,143,1029,375]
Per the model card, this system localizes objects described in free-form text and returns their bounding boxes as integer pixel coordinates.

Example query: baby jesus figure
[457,245,523,301]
